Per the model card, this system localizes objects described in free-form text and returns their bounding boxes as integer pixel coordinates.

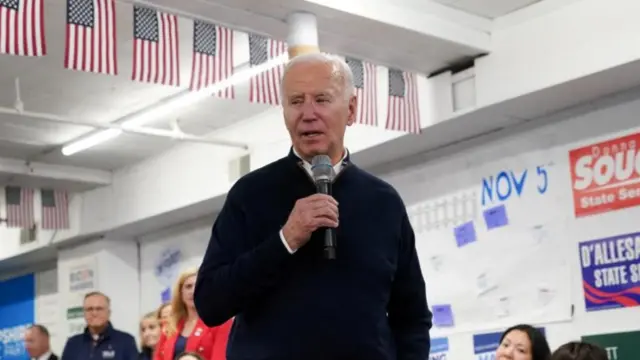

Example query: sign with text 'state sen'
[569,131,640,218]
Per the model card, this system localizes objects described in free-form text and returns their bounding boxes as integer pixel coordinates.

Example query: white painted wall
[134,89,640,358]
[138,218,212,314]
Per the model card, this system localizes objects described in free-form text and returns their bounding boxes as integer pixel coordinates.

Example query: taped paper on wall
[454,221,477,247]
[432,304,455,327]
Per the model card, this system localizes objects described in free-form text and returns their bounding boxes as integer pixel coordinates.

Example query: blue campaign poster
[0,274,35,360]
[578,231,640,312]
[429,337,449,360]
[473,331,502,360]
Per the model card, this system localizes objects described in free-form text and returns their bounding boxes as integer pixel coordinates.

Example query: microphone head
[311,155,334,182]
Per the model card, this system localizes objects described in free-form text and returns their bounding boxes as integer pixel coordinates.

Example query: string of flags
[0,0,422,134]
[1,186,70,230]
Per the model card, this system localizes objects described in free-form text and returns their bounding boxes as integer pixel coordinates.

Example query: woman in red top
[154,268,233,360]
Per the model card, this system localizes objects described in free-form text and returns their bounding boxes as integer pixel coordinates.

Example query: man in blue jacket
[61,291,138,360]
[195,52,433,359]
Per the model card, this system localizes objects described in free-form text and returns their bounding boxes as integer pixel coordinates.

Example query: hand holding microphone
[282,193,338,252]
[282,155,338,258]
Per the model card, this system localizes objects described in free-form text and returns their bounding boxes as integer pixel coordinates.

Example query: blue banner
[579,231,640,312]
[473,331,502,360]
[0,274,35,360]
[429,337,449,360]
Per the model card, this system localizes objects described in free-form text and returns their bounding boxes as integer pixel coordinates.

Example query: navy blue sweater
[61,323,138,360]
[195,149,432,360]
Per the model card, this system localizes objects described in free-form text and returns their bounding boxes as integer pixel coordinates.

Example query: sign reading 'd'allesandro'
[582,330,640,360]
[578,231,640,312]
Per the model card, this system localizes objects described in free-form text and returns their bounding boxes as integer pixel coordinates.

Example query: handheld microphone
[311,155,337,260]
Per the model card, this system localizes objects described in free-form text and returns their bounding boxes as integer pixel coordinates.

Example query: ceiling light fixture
[61,53,289,156]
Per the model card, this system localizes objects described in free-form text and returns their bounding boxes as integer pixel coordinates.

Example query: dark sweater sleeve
[194,186,294,327]
[387,210,433,360]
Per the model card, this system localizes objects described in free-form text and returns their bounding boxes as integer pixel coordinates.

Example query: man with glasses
[60,291,138,360]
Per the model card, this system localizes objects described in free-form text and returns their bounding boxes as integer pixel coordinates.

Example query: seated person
[496,324,551,360]
[551,341,608,360]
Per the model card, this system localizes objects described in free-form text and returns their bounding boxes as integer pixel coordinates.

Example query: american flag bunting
[346,57,377,126]
[0,0,46,56]
[131,6,179,86]
[41,189,70,229]
[189,20,234,98]
[385,68,421,134]
[4,186,34,228]
[64,0,117,75]
[248,33,286,106]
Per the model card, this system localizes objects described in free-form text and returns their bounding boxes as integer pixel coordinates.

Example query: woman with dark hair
[496,324,552,360]
[551,341,608,360]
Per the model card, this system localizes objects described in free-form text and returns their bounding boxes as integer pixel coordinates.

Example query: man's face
[24,328,48,357]
[282,60,356,161]
[83,295,110,329]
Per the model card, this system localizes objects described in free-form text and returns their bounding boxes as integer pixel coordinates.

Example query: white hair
[280,52,355,101]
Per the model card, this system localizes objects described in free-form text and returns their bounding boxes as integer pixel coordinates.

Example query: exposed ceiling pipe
[0,106,249,149]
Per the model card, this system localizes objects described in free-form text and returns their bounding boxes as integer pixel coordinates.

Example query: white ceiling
[0,0,271,172]
[432,0,542,18]
[0,0,547,190]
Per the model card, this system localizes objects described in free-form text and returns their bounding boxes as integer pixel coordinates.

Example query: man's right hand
[282,194,339,251]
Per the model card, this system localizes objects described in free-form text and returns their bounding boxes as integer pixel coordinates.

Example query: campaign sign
[473,331,502,360]
[429,337,449,360]
[0,274,35,360]
[569,131,640,218]
[578,231,640,311]
[582,330,640,360]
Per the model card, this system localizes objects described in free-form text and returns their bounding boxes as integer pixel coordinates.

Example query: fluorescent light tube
[62,53,289,156]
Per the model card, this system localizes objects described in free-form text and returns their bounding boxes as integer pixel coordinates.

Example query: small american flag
[41,189,70,230]
[385,68,421,134]
[131,6,179,86]
[189,21,234,98]
[5,186,34,228]
[248,33,286,106]
[64,0,117,75]
[0,0,46,56]
[346,57,377,126]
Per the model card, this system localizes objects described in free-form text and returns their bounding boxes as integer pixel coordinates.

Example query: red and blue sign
[579,231,640,311]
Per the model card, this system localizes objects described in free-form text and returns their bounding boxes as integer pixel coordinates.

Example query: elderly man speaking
[195,52,432,360]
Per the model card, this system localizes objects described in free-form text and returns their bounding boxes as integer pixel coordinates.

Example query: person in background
[61,291,138,360]
[194,52,432,359]
[175,352,205,360]
[496,324,551,360]
[550,342,608,360]
[139,311,161,360]
[154,268,232,360]
[25,324,57,360]
[157,303,172,334]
